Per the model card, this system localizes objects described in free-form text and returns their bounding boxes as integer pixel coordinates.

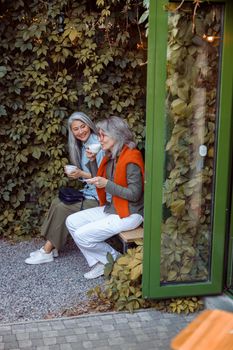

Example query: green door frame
[227,183,233,292]
[143,0,233,298]
[226,129,233,291]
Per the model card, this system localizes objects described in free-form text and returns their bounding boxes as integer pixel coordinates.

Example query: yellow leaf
[171,98,187,116]
[128,259,141,270]
[117,256,130,266]
[168,270,177,280]
[69,29,78,42]
[130,264,142,280]
[170,199,185,216]
[134,239,143,246]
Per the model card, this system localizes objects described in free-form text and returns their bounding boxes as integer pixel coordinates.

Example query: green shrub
[88,241,204,314]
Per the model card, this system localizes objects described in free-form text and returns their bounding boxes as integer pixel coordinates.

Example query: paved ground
[0,237,201,349]
[0,308,197,350]
[3,237,232,350]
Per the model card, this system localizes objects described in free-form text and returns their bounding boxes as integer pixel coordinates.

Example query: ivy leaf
[3,192,10,201]
[106,252,114,264]
[96,0,105,6]
[170,199,186,216]
[104,263,113,277]
[138,10,149,25]
[32,147,41,160]
[69,29,79,42]
[17,190,25,202]
[20,154,28,163]
[0,105,7,116]
[166,125,187,151]
[168,270,177,281]
[130,264,142,280]
[171,98,187,116]
[117,256,130,266]
[94,97,103,108]
[0,66,7,78]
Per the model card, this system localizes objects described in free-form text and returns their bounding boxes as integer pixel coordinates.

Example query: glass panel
[160,3,224,284]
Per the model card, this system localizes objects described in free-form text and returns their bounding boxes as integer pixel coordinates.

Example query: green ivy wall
[0,0,147,238]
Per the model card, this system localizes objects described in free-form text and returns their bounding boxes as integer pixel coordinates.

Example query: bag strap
[80,198,84,211]
[80,195,99,211]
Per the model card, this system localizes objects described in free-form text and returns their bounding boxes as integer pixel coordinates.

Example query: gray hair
[68,112,97,168]
[96,116,136,158]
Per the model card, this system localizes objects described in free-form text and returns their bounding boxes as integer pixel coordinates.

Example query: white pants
[66,206,143,267]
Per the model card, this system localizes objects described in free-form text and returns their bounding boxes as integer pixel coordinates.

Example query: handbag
[58,187,85,205]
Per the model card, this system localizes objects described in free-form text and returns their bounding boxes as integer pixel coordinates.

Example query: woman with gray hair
[25,112,104,265]
[66,116,144,279]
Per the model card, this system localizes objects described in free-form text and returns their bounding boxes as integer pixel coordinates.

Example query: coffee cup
[87,143,101,154]
[65,165,77,174]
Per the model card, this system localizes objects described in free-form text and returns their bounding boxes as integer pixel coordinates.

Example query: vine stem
[136,6,143,48]
[174,0,185,11]
[171,0,202,34]
[192,0,201,33]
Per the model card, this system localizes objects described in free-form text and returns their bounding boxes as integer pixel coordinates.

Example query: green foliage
[168,297,204,314]
[0,66,7,78]
[160,3,222,282]
[0,0,147,238]
[139,0,149,37]
[88,242,204,313]
[88,244,145,312]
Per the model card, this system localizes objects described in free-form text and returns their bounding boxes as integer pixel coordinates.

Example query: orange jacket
[96,145,144,218]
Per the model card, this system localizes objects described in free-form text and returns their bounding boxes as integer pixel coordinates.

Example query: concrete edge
[0,307,163,327]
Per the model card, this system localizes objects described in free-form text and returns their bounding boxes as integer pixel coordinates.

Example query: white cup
[65,165,77,174]
[87,143,101,154]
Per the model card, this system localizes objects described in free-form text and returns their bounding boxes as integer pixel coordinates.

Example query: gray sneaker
[84,262,105,279]
[30,247,59,258]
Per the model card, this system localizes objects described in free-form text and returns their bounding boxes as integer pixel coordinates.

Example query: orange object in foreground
[171,309,233,350]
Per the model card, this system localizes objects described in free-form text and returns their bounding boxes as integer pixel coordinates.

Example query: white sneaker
[30,247,59,258]
[25,250,54,264]
[84,262,105,279]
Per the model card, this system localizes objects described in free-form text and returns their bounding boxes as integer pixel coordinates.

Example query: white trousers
[66,206,143,267]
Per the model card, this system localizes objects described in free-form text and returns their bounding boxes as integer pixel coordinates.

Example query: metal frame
[143,0,233,298]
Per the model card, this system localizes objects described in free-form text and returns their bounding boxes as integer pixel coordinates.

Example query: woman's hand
[86,176,108,188]
[85,148,97,162]
[64,167,83,179]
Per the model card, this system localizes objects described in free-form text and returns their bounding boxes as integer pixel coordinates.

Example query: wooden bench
[118,227,143,253]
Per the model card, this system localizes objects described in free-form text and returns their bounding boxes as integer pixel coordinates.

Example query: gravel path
[0,238,104,324]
